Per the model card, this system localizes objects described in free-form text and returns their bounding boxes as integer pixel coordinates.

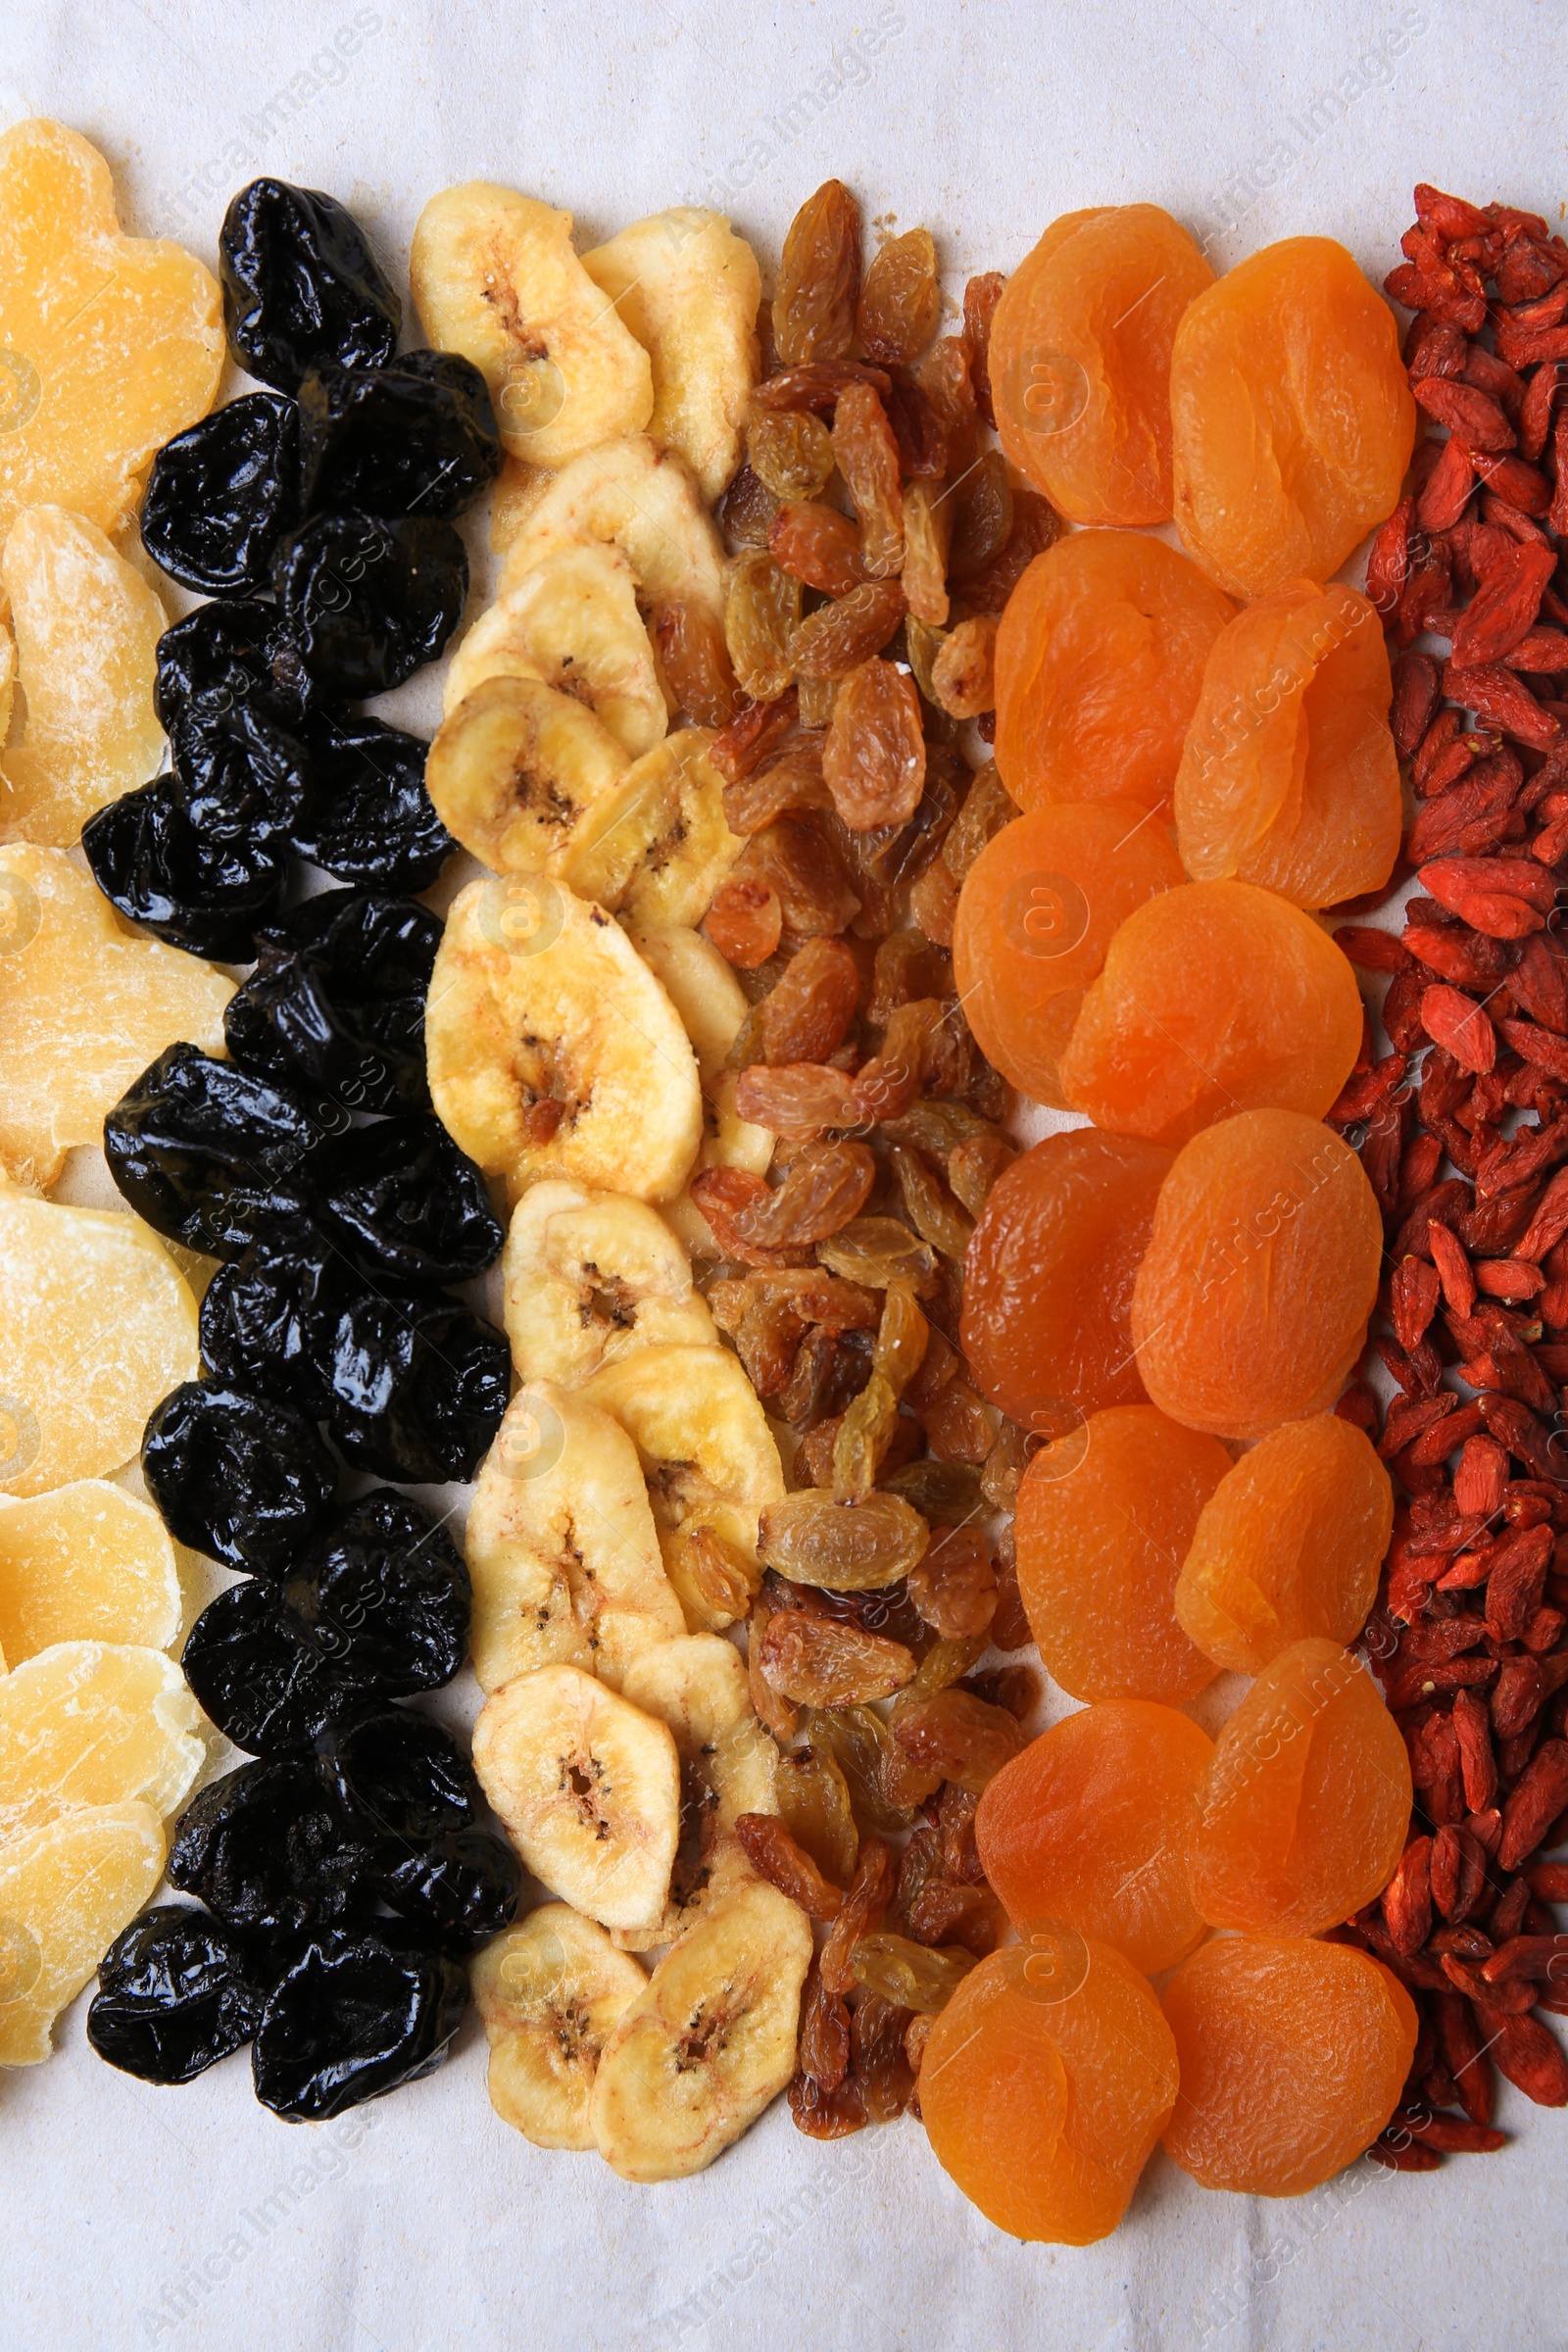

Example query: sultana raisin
[734,1811,844,1918]
[770,501,869,596]
[942,760,1019,884]
[963,272,1006,427]
[756,937,862,1063]
[905,612,946,709]
[702,874,783,968]
[873,1277,929,1394]
[734,1140,875,1248]
[948,1132,1015,1215]
[824,659,926,830]
[773,180,861,366]
[907,1525,998,1638]
[720,463,781,549]
[775,1740,859,1886]
[852,1988,918,2121]
[725,548,801,701]
[758,1488,930,1590]
[722,739,832,838]
[789,579,907,680]
[747,409,836,503]
[869,931,952,1024]
[797,674,839,730]
[710,686,799,781]
[832,381,906,578]
[729,1291,808,1396]
[753,360,891,415]
[733,1061,860,1138]
[817,1214,940,1294]
[918,336,979,475]
[798,1959,851,2088]
[851,1931,977,2014]
[902,482,953,628]
[649,596,740,728]
[909,856,960,947]
[961,489,1060,616]
[819,1830,897,1988]
[903,1632,992,1696]
[747,1592,798,1741]
[892,1688,1025,1792]
[917,1373,996,1465]
[831,1371,900,1501]
[892,1144,975,1262]
[948,452,1013,580]
[884,377,949,479]
[937,1783,987,1885]
[738,812,860,936]
[881,1457,983,1525]
[908,1880,1004,1957]
[858,228,942,367]
[788,2069,867,2137]
[931,616,998,719]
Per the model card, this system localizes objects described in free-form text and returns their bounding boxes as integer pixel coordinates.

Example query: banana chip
[472,1902,647,2150]
[498,435,728,630]
[442,543,668,758]
[561,727,743,927]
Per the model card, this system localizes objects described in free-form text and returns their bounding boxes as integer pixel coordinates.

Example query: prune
[283,1491,470,1694]
[288,710,454,890]
[169,1761,377,1936]
[168,702,310,847]
[220,178,401,393]
[140,392,302,594]
[153,599,313,733]
[320,1291,510,1483]
[373,1827,520,1953]
[310,1113,503,1287]
[251,1926,467,2121]
[87,1905,270,2083]
[315,1704,477,1845]
[104,1045,329,1258]
[224,889,438,1112]
[181,1581,359,1757]
[298,352,503,519]
[198,1222,354,1410]
[141,1380,337,1575]
[271,513,468,698]
[82,775,287,963]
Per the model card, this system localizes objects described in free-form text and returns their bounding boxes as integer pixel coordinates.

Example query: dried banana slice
[0,1187,200,1496]
[0,1482,181,1665]
[560,727,743,928]
[425,675,630,875]
[409,182,652,467]
[502,1180,717,1388]
[0,1800,166,2065]
[424,876,703,1203]
[582,209,760,503]
[491,455,552,556]
[0,1641,204,1840]
[0,618,15,740]
[498,435,728,631]
[466,1380,685,1692]
[628,924,774,1259]
[590,1877,812,2180]
[472,1662,680,1933]
[441,543,668,758]
[471,1901,648,2150]
[0,844,232,1189]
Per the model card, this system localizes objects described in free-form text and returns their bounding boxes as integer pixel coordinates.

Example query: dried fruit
[930,618,998,720]
[832,381,904,577]
[0,1483,178,1665]
[734,1812,844,1918]
[0,1641,202,1839]
[788,579,906,679]
[758,1489,929,1591]
[851,1931,976,2014]
[772,180,861,367]
[890,1687,1026,1792]
[769,501,870,597]
[471,1902,646,2150]
[0,1804,166,2065]
[747,409,835,502]
[823,660,926,830]
[756,1610,915,1706]
[858,228,941,366]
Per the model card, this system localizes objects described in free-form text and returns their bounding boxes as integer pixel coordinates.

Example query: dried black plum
[168,702,310,848]
[312,1113,503,1287]
[375,1829,521,1954]
[298,352,502,520]
[142,1381,338,1574]
[154,599,313,733]
[87,1906,270,2083]
[104,1044,332,1258]
[181,1582,359,1756]
[289,711,453,891]
[199,1222,355,1411]
[170,1761,377,1935]
[252,1927,466,2120]
[220,178,400,393]
[223,889,439,1112]
[141,393,302,594]
[271,514,467,697]
[283,1491,469,1694]
[316,1704,477,1845]
[321,1291,510,1482]
[82,775,286,963]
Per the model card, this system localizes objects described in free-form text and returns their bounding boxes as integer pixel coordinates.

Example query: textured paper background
[3,2,1567,2346]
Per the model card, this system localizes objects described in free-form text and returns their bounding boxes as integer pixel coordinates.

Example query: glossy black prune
[283,1491,470,1694]
[220,178,400,394]
[86,1906,270,2083]
[251,1927,467,2120]
[198,1222,355,1411]
[271,514,467,697]
[223,889,440,1112]
[181,1582,359,1757]
[312,1113,504,1287]
[82,775,286,964]
[141,393,302,593]
[153,599,313,733]
[298,352,503,520]
[142,1381,338,1574]
[289,711,454,891]
[168,702,310,848]
[104,1044,331,1258]
[321,1292,511,1482]
[316,1704,478,1845]
[375,1829,521,1954]
[170,1761,377,1935]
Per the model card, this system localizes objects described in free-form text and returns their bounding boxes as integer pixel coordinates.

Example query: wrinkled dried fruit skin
[832,381,905,578]
[907,1526,996,1638]
[283,1491,471,1695]
[930,618,998,721]
[725,549,804,702]
[104,1043,324,1259]
[1170,237,1416,597]
[651,597,740,728]
[220,176,401,391]
[270,514,467,699]
[252,1927,467,2120]
[858,228,941,366]
[734,1811,844,1917]
[168,1761,377,1936]
[759,1490,930,1592]
[1187,1639,1413,1935]
[297,349,502,519]
[180,1578,356,1756]
[141,391,302,595]
[747,410,835,502]
[1132,1111,1383,1441]
[775,1741,858,1888]
[773,180,861,366]
[990,206,1215,525]
[87,1906,271,2085]
[852,1931,976,2013]
[310,1112,504,1287]
[892,1688,1025,1792]
[1175,1415,1392,1673]
[289,712,455,893]
[823,660,926,830]
[758,1610,915,1705]
[223,888,439,1114]
[770,502,869,598]
[142,1380,336,1577]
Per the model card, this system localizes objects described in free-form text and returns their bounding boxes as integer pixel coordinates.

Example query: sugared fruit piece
[0,1801,166,2064]
[0,1641,203,1840]
[0,1483,181,1665]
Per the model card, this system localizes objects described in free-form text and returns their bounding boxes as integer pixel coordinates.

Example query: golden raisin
[725,549,801,701]
[858,228,942,367]
[823,660,926,830]
[832,381,905,579]
[773,180,861,367]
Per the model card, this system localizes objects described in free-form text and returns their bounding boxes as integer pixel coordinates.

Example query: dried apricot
[1170,237,1416,597]
[1057,880,1364,1148]
[1186,1639,1412,1935]
[994,533,1234,816]
[1131,1111,1382,1441]
[0,1483,181,1666]
[976,1701,1214,1974]
[1161,1936,1417,2195]
[1174,1414,1393,1673]
[989,205,1215,525]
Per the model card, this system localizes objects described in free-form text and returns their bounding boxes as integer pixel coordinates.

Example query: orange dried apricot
[1132,1110,1382,1442]
[1057,880,1364,1149]
[976,1701,1214,1974]
[990,206,1214,525]
[1174,580,1400,908]
[952,801,1183,1105]
[994,533,1235,816]
[961,1131,1172,1436]
[921,1938,1178,2243]
[1161,1936,1417,2195]
[1174,1414,1393,1674]
[1013,1404,1228,1704]
[1185,1638,1413,1936]
[1169,236,1416,598]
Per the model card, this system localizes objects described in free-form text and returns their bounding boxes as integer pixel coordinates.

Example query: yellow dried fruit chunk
[0,1188,200,1495]
[0,1799,165,2064]
[627,923,772,1260]
[0,1641,204,1839]
[561,727,743,927]
[0,508,168,846]
[0,616,14,739]
[0,1482,181,1664]
[0,844,231,1186]
[0,119,223,544]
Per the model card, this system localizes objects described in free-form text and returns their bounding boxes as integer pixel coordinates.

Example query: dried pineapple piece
[0,119,223,545]
[0,1188,200,1496]
[0,1483,181,1665]
[0,616,14,741]
[442,543,669,759]
[0,845,231,1186]
[0,1800,165,2064]
[0,1641,204,1840]
[0,509,168,846]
